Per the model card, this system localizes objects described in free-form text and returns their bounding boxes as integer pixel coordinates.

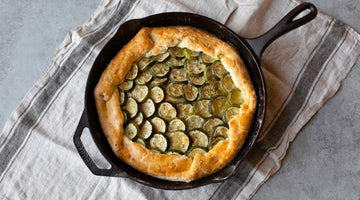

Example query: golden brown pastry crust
[94,26,256,182]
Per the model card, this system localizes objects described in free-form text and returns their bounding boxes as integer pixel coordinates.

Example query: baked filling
[119,47,244,157]
[94,26,256,182]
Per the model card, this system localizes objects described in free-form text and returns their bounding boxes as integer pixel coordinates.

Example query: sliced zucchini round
[166,82,184,98]
[119,91,125,106]
[214,126,228,138]
[203,118,223,136]
[199,84,211,99]
[132,112,143,126]
[154,52,170,62]
[118,80,133,91]
[169,47,185,58]
[129,85,149,103]
[186,60,206,75]
[168,131,190,153]
[122,97,138,118]
[212,62,227,78]
[158,102,177,121]
[225,107,241,122]
[167,57,185,67]
[151,117,166,133]
[228,89,244,106]
[185,115,204,130]
[204,65,217,82]
[140,99,155,118]
[189,130,209,148]
[221,74,235,92]
[150,77,167,87]
[164,96,186,105]
[124,123,138,139]
[210,82,223,97]
[211,96,230,118]
[176,103,194,119]
[149,133,168,152]
[126,64,139,80]
[188,74,205,86]
[151,63,170,77]
[168,118,186,132]
[187,147,207,158]
[200,53,217,64]
[183,48,199,60]
[135,70,153,85]
[139,120,153,139]
[137,56,154,71]
[183,84,198,101]
[209,137,225,149]
[166,151,181,156]
[122,110,128,122]
[135,137,146,147]
[193,99,212,118]
[170,68,187,82]
[150,86,164,103]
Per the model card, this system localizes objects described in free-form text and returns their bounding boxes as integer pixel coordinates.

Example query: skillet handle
[246,2,317,60]
[73,110,127,177]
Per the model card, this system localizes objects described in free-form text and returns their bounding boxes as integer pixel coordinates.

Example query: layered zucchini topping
[118,47,244,157]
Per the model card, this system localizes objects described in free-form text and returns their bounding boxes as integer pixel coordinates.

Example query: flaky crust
[94,26,256,182]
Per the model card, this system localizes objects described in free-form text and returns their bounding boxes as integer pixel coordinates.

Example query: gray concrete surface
[0,0,359,199]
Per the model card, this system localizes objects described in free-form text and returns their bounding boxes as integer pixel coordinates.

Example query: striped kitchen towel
[1,0,360,199]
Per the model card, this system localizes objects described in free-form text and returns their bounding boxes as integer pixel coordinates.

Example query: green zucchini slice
[122,110,128,122]
[228,89,244,106]
[210,82,223,97]
[204,65,217,82]
[188,74,205,86]
[167,57,185,67]
[225,107,241,122]
[166,151,181,156]
[164,96,186,105]
[150,77,168,87]
[183,84,198,101]
[168,118,186,132]
[214,126,228,138]
[151,63,170,77]
[168,131,190,153]
[185,115,204,130]
[119,91,125,106]
[122,97,138,118]
[132,112,143,126]
[212,62,227,78]
[124,123,138,139]
[154,52,170,62]
[169,47,185,58]
[189,130,209,148]
[129,85,149,103]
[149,133,168,152]
[183,48,199,60]
[199,84,211,99]
[139,120,153,139]
[209,137,225,149]
[118,80,133,91]
[170,68,187,82]
[221,74,235,92]
[150,86,165,103]
[185,60,206,75]
[176,103,194,119]
[193,99,212,118]
[166,82,184,98]
[140,99,155,118]
[158,102,177,121]
[126,64,139,80]
[187,147,207,158]
[137,56,154,71]
[135,70,153,85]
[135,138,146,147]
[211,96,230,117]
[203,118,223,136]
[200,53,217,64]
[151,117,166,133]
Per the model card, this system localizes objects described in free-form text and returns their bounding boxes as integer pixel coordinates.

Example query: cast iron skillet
[73,3,317,189]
